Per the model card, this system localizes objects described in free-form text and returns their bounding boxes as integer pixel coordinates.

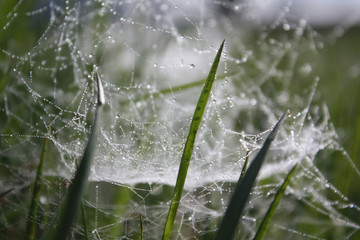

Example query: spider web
[0,0,359,239]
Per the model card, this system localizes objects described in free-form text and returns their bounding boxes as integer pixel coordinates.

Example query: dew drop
[283,23,291,31]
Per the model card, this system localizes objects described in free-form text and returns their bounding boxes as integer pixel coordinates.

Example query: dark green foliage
[215,113,286,240]
[253,164,298,240]
[25,135,49,240]
[45,73,105,240]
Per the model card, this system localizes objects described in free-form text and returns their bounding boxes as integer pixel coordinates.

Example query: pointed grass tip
[95,72,106,105]
[267,111,287,141]
[220,39,225,50]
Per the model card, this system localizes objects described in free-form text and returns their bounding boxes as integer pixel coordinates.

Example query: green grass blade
[136,73,232,102]
[45,72,105,240]
[0,188,14,198]
[80,200,89,240]
[215,113,286,240]
[162,40,225,240]
[253,163,298,240]
[139,212,143,240]
[238,150,250,185]
[25,134,49,240]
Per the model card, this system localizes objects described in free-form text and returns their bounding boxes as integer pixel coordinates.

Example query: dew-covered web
[1,0,360,239]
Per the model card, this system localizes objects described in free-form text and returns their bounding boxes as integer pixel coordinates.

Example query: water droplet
[40,196,47,204]
[283,23,291,31]
[189,64,195,69]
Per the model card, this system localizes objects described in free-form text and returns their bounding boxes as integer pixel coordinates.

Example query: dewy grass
[80,200,89,240]
[139,212,143,240]
[215,112,286,240]
[25,133,49,240]
[45,72,105,240]
[238,150,250,184]
[138,73,233,102]
[162,40,225,240]
[253,163,298,240]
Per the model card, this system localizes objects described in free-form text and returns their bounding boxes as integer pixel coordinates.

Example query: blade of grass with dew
[215,112,286,240]
[45,72,105,240]
[139,212,143,240]
[162,40,225,240]
[25,133,49,240]
[253,163,298,240]
[81,200,89,240]
[120,72,235,106]
[238,150,250,184]
[138,73,233,102]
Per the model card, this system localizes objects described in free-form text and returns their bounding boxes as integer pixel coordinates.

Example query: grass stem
[253,163,298,240]
[45,72,105,240]
[215,112,286,240]
[162,41,225,240]
[25,133,49,240]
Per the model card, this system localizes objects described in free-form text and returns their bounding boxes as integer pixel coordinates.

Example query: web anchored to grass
[0,1,360,239]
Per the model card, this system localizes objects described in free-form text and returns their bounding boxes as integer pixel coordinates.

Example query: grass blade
[80,200,89,240]
[162,40,225,240]
[238,150,250,184]
[139,212,143,240]
[215,113,286,240]
[25,134,49,240]
[134,73,232,103]
[253,163,298,240]
[45,72,105,240]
